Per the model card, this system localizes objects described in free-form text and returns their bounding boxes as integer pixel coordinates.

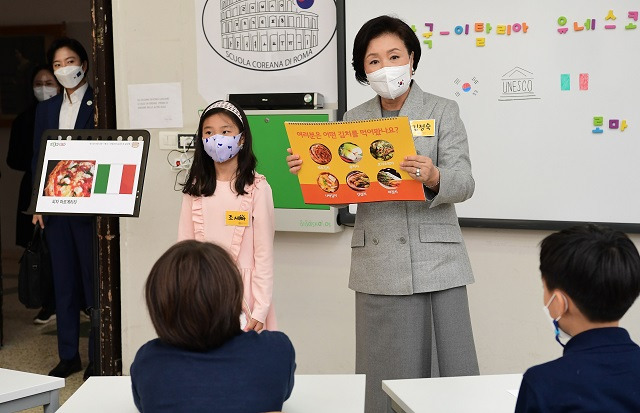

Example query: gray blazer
[343,82,475,295]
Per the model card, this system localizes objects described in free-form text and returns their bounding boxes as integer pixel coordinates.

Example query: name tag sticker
[410,119,435,137]
[225,210,250,226]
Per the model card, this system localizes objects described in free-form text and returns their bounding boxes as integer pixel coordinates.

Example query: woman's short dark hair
[145,240,243,351]
[352,15,421,85]
[182,100,257,197]
[46,37,90,77]
[540,224,640,322]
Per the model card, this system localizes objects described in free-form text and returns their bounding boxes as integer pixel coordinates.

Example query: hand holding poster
[285,117,426,204]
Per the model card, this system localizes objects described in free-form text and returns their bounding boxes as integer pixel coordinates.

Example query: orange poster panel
[285,117,426,205]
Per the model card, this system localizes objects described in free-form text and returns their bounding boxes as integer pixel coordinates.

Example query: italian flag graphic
[94,164,137,194]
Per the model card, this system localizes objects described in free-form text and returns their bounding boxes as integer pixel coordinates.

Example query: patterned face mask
[202,132,243,163]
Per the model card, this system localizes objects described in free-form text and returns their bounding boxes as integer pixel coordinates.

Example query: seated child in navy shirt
[515,224,640,413]
[131,240,295,413]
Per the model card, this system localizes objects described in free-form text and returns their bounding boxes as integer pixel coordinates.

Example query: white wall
[465,228,640,373]
[112,0,640,375]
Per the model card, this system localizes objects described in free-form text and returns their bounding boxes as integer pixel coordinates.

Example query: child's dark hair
[540,224,640,322]
[182,100,256,196]
[46,37,89,77]
[145,240,243,351]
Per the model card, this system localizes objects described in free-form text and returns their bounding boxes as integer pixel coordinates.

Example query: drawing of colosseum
[220,0,319,52]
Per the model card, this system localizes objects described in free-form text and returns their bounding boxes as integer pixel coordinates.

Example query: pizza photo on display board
[43,160,96,197]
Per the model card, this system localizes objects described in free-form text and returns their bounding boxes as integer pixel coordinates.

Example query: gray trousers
[355,286,479,413]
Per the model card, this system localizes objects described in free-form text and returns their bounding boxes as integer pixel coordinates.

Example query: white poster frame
[29,129,150,217]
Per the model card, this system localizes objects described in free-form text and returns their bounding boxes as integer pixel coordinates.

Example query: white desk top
[382,374,523,413]
[56,377,136,413]
[0,368,65,403]
[57,374,365,413]
[285,374,365,413]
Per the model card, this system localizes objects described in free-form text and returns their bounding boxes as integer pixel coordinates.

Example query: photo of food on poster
[34,139,146,216]
[285,117,426,204]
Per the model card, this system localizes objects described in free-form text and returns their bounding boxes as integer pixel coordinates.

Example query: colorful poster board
[285,117,425,204]
[31,130,149,216]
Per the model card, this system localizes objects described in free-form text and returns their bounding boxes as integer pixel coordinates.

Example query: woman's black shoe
[48,355,82,378]
[33,308,56,325]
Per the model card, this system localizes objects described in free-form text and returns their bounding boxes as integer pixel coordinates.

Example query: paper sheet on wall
[285,117,426,205]
[127,82,183,129]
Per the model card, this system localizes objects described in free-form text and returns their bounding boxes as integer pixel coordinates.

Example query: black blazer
[31,85,94,176]
[8,104,38,246]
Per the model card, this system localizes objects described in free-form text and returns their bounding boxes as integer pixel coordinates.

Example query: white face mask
[366,63,412,100]
[542,293,572,347]
[33,86,59,102]
[54,65,85,89]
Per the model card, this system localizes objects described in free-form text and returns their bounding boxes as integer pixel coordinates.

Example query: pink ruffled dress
[178,173,277,329]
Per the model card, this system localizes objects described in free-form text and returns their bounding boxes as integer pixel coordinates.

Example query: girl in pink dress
[178,100,276,331]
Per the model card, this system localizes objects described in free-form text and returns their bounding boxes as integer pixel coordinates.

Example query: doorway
[0,0,121,383]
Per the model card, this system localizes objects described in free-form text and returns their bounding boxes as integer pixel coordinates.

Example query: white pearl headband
[205,100,244,126]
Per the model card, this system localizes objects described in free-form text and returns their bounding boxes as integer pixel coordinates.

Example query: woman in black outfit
[7,64,61,324]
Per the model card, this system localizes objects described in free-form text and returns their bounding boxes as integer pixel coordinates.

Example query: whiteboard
[343,1,640,227]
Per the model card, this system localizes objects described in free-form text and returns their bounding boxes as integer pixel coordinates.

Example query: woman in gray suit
[288,15,479,413]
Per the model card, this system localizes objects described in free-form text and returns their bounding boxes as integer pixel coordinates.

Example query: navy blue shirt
[515,327,640,413]
[131,331,295,413]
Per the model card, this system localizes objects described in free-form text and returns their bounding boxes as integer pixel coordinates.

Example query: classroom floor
[0,251,88,411]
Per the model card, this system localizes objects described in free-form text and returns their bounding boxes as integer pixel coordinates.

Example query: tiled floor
[1,252,89,411]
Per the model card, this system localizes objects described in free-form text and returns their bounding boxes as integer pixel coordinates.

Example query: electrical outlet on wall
[159,131,178,150]
[178,134,196,150]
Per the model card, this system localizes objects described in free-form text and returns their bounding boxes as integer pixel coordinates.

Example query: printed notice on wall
[128,82,184,129]
[285,117,426,204]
